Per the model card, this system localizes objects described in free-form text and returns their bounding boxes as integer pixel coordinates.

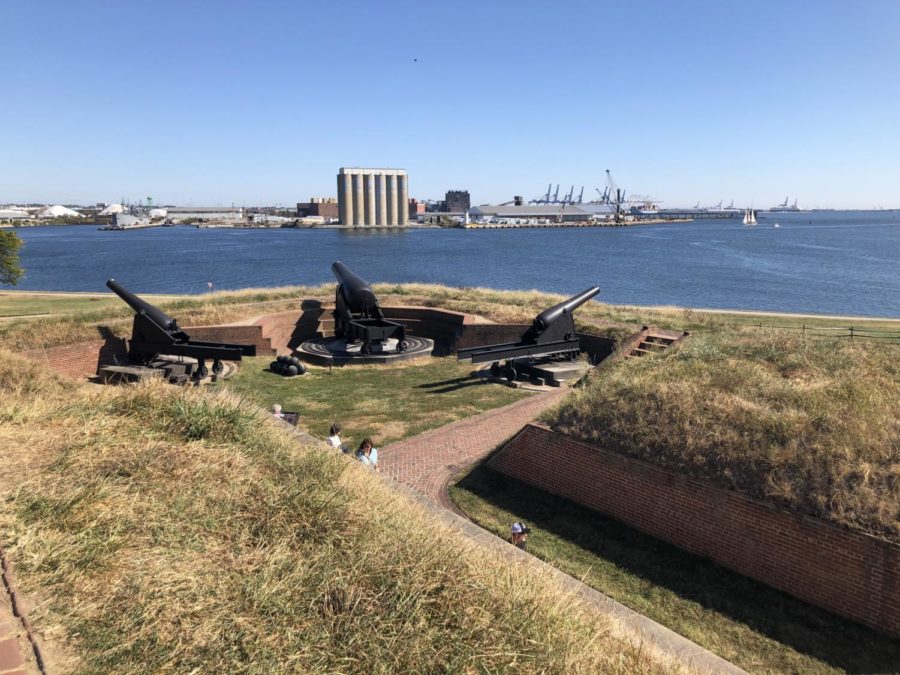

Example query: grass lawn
[0,291,183,317]
[0,292,121,317]
[450,465,900,674]
[215,355,530,446]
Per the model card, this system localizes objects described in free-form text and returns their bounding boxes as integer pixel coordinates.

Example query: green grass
[0,348,666,673]
[450,464,900,674]
[215,355,529,446]
[0,292,121,317]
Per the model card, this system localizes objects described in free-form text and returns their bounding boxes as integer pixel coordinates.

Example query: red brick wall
[24,338,127,380]
[255,310,317,354]
[183,325,274,356]
[489,424,900,639]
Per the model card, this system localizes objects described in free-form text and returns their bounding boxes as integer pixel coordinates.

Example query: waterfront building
[296,197,339,220]
[408,199,426,218]
[468,203,614,223]
[166,206,243,221]
[445,190,470,211]
[337,167,408,226]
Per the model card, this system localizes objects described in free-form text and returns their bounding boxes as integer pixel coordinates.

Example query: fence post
[850,326,854,341]
[802,324,805,336]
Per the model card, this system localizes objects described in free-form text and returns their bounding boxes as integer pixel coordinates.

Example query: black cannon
[107,278,255,382]
[457,286,599,381]
[332,261,406,355]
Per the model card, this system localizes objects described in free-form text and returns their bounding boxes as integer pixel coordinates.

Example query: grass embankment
[218,356,528,446]
[549,330,900,543]
[0,285,323,351]
[2,282,897,351]
[0,283,646,352]
[0,349,668,673]
[451,466,900,674]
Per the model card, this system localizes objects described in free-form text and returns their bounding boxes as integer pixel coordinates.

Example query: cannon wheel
[490,362,501,378]
[212,360,224,375]
[397,340,408,353]
[504,365,517,382]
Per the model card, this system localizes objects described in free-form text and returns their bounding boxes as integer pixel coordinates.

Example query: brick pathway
[0,616,29,675]
[380,388,569,511]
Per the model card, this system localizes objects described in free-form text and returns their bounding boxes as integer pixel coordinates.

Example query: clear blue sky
[3,0,899,209]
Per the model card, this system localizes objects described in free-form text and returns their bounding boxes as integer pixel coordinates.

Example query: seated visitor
[510,522,530,550]
[272,403,284,419]
[355,437,379,471]
[327,422,349,452]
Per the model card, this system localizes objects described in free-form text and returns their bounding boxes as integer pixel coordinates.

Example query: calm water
[9,211,900,317]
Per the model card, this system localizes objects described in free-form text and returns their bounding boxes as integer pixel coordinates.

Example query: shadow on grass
[454,464,900,674]
[416,375,484,394]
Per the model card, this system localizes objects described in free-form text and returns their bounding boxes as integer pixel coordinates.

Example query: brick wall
[24,337,127,380]
[184,325,274,356]
[489,424,900,639]
[255,310,318,354]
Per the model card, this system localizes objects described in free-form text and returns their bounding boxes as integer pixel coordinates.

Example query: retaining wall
[24,337,128,380]
[183,325,275,356]
[488,424,900,639]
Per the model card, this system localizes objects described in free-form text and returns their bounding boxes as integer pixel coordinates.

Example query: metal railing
[725,322,900,342]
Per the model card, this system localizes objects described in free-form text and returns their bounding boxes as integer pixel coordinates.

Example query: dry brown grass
[548,329,900,543]
[0,348,671,673]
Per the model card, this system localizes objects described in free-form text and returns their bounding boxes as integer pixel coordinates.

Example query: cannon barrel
[331,261,380,315]
[106,278,178,331]
[532,286,600,334]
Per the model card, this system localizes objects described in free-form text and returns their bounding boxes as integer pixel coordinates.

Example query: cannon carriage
[106,279,255,383]
[331,261,407,355]
[457,286,599,382]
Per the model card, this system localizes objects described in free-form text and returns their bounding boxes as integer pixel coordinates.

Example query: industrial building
[296,197,339,220]
[468,203,616,223]
[445,190,470,211]
[166,206,243,222]
[337,167,408,226]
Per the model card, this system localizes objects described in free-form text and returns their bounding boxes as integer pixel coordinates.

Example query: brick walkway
[380,388,569,511]
[0,616,29,675]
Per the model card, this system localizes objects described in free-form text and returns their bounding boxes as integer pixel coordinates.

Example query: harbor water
[8,210,900,317]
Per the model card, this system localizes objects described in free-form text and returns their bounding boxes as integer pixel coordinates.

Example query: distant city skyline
[3,0,900,209]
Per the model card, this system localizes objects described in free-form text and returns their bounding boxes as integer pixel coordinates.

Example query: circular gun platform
[297,336,434,366]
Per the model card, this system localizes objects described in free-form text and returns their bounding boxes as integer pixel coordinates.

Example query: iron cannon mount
[331,261,407,355]
[106,278,255,383]
[457,286,599,382]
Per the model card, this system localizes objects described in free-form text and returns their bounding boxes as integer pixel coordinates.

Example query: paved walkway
[0,558,37,675]
[380,388,569,511]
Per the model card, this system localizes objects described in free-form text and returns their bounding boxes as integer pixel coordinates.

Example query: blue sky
[3,0,899,209]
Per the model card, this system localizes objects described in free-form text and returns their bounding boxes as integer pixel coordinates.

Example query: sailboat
[742,208,757,226]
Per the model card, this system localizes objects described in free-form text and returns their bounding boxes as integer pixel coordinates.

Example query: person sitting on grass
[510,522,530,550]
[272,403,284,419]
[355,437,379,471]
[327,422,350,452]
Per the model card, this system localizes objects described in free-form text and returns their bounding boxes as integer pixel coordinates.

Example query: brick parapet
[488,424,900,639]
[23,338,127,380]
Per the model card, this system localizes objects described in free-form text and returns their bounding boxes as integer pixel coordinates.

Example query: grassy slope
[1,281,897,350]
[217,356,528,446]
[0,350,666,674]
[549,329,900,543]
[450,465,900,674]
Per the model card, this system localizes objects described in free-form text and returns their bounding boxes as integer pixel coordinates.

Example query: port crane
[530,183,584,205]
